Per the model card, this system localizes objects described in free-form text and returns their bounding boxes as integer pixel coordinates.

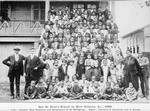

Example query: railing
[0,20,45,36]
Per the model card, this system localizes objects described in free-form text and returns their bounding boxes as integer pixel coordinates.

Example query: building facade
[0,0,114,81]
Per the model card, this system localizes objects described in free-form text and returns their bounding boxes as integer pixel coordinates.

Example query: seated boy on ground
[36,78,47,99]
[23,80,37,100]
[100,82,113,100]
[113,84,126,101]
[69,80,83,100]
[46,78,58,99]
[125,82,138,102]
[54,81,69,100]
[82,82,95,99]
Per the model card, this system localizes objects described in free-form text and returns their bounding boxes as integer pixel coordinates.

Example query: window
[87,4,97,12]
[72,2,97,11]
[73,4,84,10]
[32,2,45,22]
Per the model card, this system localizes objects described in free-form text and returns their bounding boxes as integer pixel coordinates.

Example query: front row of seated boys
[23,74,138,102]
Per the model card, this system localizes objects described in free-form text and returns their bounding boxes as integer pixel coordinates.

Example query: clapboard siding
[11,2,31,21]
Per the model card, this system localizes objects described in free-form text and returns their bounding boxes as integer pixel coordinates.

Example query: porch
[0,20,44,36]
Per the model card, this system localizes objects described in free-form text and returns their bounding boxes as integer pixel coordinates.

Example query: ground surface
[0,82,149,103]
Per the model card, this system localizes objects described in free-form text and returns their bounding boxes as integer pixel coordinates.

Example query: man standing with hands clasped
[137,51,150,100]
[2,46,25,99]
[24,47,43,94]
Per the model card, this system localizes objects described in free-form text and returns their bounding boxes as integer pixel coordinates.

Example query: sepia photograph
[0,0,150,110]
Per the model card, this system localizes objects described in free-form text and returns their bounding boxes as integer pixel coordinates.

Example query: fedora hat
[13,46,21,51]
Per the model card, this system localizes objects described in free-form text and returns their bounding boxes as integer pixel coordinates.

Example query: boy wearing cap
[3,46,25,99]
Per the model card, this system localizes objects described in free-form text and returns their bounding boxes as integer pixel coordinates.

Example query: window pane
[34,10,39,20]
[33,3,39,9]
[73,4,77,9]
[40,2,45,9]
[87,4,91,8]
[40,10,45,20]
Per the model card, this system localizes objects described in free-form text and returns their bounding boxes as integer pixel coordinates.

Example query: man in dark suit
[24,47,43,94]
[2,46,25,99]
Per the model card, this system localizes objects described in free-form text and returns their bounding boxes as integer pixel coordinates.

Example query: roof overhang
[121,24,150,39]
[1,0,122,2]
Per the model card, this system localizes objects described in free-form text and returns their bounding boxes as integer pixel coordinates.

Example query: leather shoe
[11,95,15,99]
[16,95,20,100]
[146,96,149,100]
[140,95,145,98]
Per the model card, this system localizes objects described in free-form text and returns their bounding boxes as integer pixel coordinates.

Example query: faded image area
[0,0,150,103]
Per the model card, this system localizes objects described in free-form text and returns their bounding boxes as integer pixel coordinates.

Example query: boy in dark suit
[76,59,85,80]
[2,46,25,99]
[58,59,68,81]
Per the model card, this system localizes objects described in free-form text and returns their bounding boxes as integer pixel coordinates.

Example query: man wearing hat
[2,46,25,99]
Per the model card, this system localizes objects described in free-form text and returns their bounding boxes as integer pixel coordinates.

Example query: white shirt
[30,55,35,60]
[15,54,19,61]
[102,66,109,83]
[67,65,76,81]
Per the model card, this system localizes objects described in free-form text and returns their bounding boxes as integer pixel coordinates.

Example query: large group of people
[2,5,149,101]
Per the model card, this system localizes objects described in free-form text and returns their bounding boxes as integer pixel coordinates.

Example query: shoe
[46,96,50,99]
[11,95,15,99]
[51,96,54,100]
[61,97,64,100]
[140,95,145,98]
[16,95,20,100]
[146,96,149,100]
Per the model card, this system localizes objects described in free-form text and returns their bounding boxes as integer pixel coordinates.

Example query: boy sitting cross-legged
[125,82,138,102]
[46,78,58,100]
[113,84,126,101]
[100,82,113,100]
[54,81,69,100]
[23,80,37,100]
[36,78,47,99]
[69,80,83,100]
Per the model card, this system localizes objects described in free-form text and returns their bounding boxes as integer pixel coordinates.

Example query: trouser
[69,93,83,99]
[24,76,35,94]
[54,93,69,98]
[83,93,95,99]
[124,71,139,91]
[102,94,113,100]
[139,69,149,97]
[9,70,20,96]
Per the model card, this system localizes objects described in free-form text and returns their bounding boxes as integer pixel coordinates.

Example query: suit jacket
[124,56,142,75]
[76,64,85,80]
[85,67,93,81]
[58,65,68,81]
[2,54,25,77]
[93,67,102,81]
[25,55,42,77]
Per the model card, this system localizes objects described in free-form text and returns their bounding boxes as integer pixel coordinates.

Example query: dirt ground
[0,82,149,103]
